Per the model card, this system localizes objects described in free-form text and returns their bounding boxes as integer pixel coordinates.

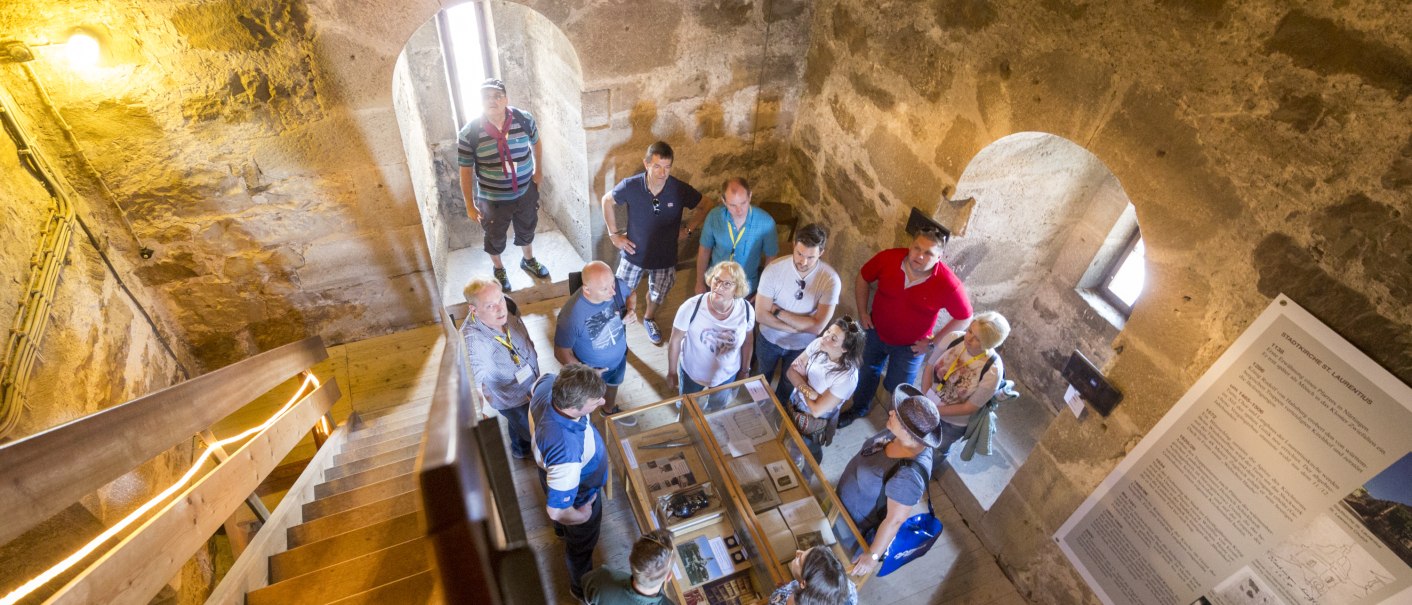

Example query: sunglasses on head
[917,226,950,244]
[838,316,862,333]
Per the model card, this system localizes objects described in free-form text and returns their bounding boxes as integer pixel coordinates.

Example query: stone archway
[937,131,1140,510]
[390,1,591,304]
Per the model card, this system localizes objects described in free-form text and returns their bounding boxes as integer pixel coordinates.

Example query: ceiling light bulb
[65,32,100,69]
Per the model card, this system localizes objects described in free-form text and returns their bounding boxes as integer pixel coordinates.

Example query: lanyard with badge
[726,210,749,261]
[934,348,988,392]
[476,312,536,384]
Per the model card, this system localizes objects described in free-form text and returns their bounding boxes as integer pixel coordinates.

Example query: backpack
[687,293,753,324]
[860,459,944,577]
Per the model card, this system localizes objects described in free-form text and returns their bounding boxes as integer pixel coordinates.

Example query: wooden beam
[0,337,326,546]
[204,417,352,605]
[42,380,341,605]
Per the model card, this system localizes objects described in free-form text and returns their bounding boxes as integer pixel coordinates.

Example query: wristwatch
[870,552,884,562]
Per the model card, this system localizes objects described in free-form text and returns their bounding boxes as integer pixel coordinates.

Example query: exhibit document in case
[1055,295,1412,605]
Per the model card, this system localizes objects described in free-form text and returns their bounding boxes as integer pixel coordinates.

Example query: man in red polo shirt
[837,227,973,428]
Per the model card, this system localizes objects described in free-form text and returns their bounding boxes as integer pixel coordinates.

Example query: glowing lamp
[65,32,100,69]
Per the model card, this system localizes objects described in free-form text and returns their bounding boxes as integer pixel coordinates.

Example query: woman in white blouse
[668,261,756,407]
[784,316,865,461]
[919,310,1010,478]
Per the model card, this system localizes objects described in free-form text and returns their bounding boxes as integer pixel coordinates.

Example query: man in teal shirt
[582,529,676,604]
[695,177,778,296]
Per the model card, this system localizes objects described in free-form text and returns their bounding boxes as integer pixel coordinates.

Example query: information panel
[1056,295,1412,605]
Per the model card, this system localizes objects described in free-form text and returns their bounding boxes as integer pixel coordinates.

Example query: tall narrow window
[1099,229,1145,316]
[438,4,490,129]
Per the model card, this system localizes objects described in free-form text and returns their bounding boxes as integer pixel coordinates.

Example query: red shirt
[860,248,973,346]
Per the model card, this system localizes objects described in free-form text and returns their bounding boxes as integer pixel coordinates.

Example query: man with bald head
[555,261,636,413]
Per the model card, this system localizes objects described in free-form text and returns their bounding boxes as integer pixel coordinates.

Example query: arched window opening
[393,1,592,305]
[939,132,1140,512]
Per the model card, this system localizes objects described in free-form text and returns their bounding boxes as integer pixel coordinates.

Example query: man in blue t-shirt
[457,78,549,292]
[695,177,778,296]
[600,141,713,346]
[555,260,635,414]
[528,365,609,601]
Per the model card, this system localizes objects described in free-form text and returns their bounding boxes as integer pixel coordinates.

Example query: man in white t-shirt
[754,224,841,405]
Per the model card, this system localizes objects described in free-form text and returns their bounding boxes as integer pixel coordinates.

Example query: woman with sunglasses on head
[783,316,865,462]
[668,261,756,408]
[768,546,857,605]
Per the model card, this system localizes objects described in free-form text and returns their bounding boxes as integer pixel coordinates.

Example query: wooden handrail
[417,307,544,604]
[46,380,341,605]
[0,336,326,546]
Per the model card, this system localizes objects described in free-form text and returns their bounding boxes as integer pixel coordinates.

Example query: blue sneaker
[644,318,663,345]
[520,257,550,279]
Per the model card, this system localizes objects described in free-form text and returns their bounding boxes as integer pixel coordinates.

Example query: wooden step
[270,512,423,582]
[335,434,424,466]
[247,537,431,605]
[342,423,424,451]
[316,458,418,499]
[345,421,423,443]
[324,445,421,481]
[324,569,439,605]
[356,404,431,427]
[288,491,422,547]
[303,473,419,521]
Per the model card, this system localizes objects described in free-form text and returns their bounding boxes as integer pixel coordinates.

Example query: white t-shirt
[673,293,756,387]
[756,258,841,350]
[925,331,1002,426]
[788,337,860,414]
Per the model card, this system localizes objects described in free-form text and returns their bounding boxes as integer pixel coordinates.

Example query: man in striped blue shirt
[529,364,609,601]
[458,78,549,291]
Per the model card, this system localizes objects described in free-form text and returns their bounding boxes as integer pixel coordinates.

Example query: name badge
[515,364,534,384]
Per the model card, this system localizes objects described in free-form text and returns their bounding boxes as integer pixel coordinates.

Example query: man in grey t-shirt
[753,224,840,404]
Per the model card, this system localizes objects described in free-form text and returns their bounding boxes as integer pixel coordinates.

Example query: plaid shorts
[615,256,675,305]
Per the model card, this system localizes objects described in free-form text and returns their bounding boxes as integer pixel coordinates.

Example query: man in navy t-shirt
[528,365,609,600]
[599,141,713,346]
[555,260,635,413]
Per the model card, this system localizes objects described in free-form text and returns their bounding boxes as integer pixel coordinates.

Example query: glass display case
[606,376,869,605]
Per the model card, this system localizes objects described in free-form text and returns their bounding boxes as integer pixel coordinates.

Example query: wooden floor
[503,269,1029,605]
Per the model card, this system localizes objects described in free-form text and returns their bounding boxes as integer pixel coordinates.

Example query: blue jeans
[755,335,805,405]
[500,403,532,458]
[844,329,925,421]
[679,368,732,410]
[933,421,968,479]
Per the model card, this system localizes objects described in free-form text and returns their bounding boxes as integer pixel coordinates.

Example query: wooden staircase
[240,402,442,605]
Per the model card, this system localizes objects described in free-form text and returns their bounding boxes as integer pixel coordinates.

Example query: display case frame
[606,376,871,605]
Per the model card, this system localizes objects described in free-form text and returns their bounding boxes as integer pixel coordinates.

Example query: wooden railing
[417,306,544,605]
[0,336,339,605]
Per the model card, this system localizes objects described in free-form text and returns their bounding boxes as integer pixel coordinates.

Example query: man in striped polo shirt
[458,78,549,292]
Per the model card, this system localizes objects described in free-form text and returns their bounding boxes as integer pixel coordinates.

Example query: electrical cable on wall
[0,90,190,439]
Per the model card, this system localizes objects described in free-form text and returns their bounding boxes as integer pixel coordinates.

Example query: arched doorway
[939,132,1143,510]
[391,1,590,305]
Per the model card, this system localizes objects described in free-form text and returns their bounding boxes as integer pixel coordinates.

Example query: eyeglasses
[712,279,736,289]
[651,197,661,215]
[794,279,806,300]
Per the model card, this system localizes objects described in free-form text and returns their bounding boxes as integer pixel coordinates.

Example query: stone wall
[0,0,441,371]
[393,21,456,298]
[0,87,205,601]
[783,1,1412,602]
[493,1,593,261]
